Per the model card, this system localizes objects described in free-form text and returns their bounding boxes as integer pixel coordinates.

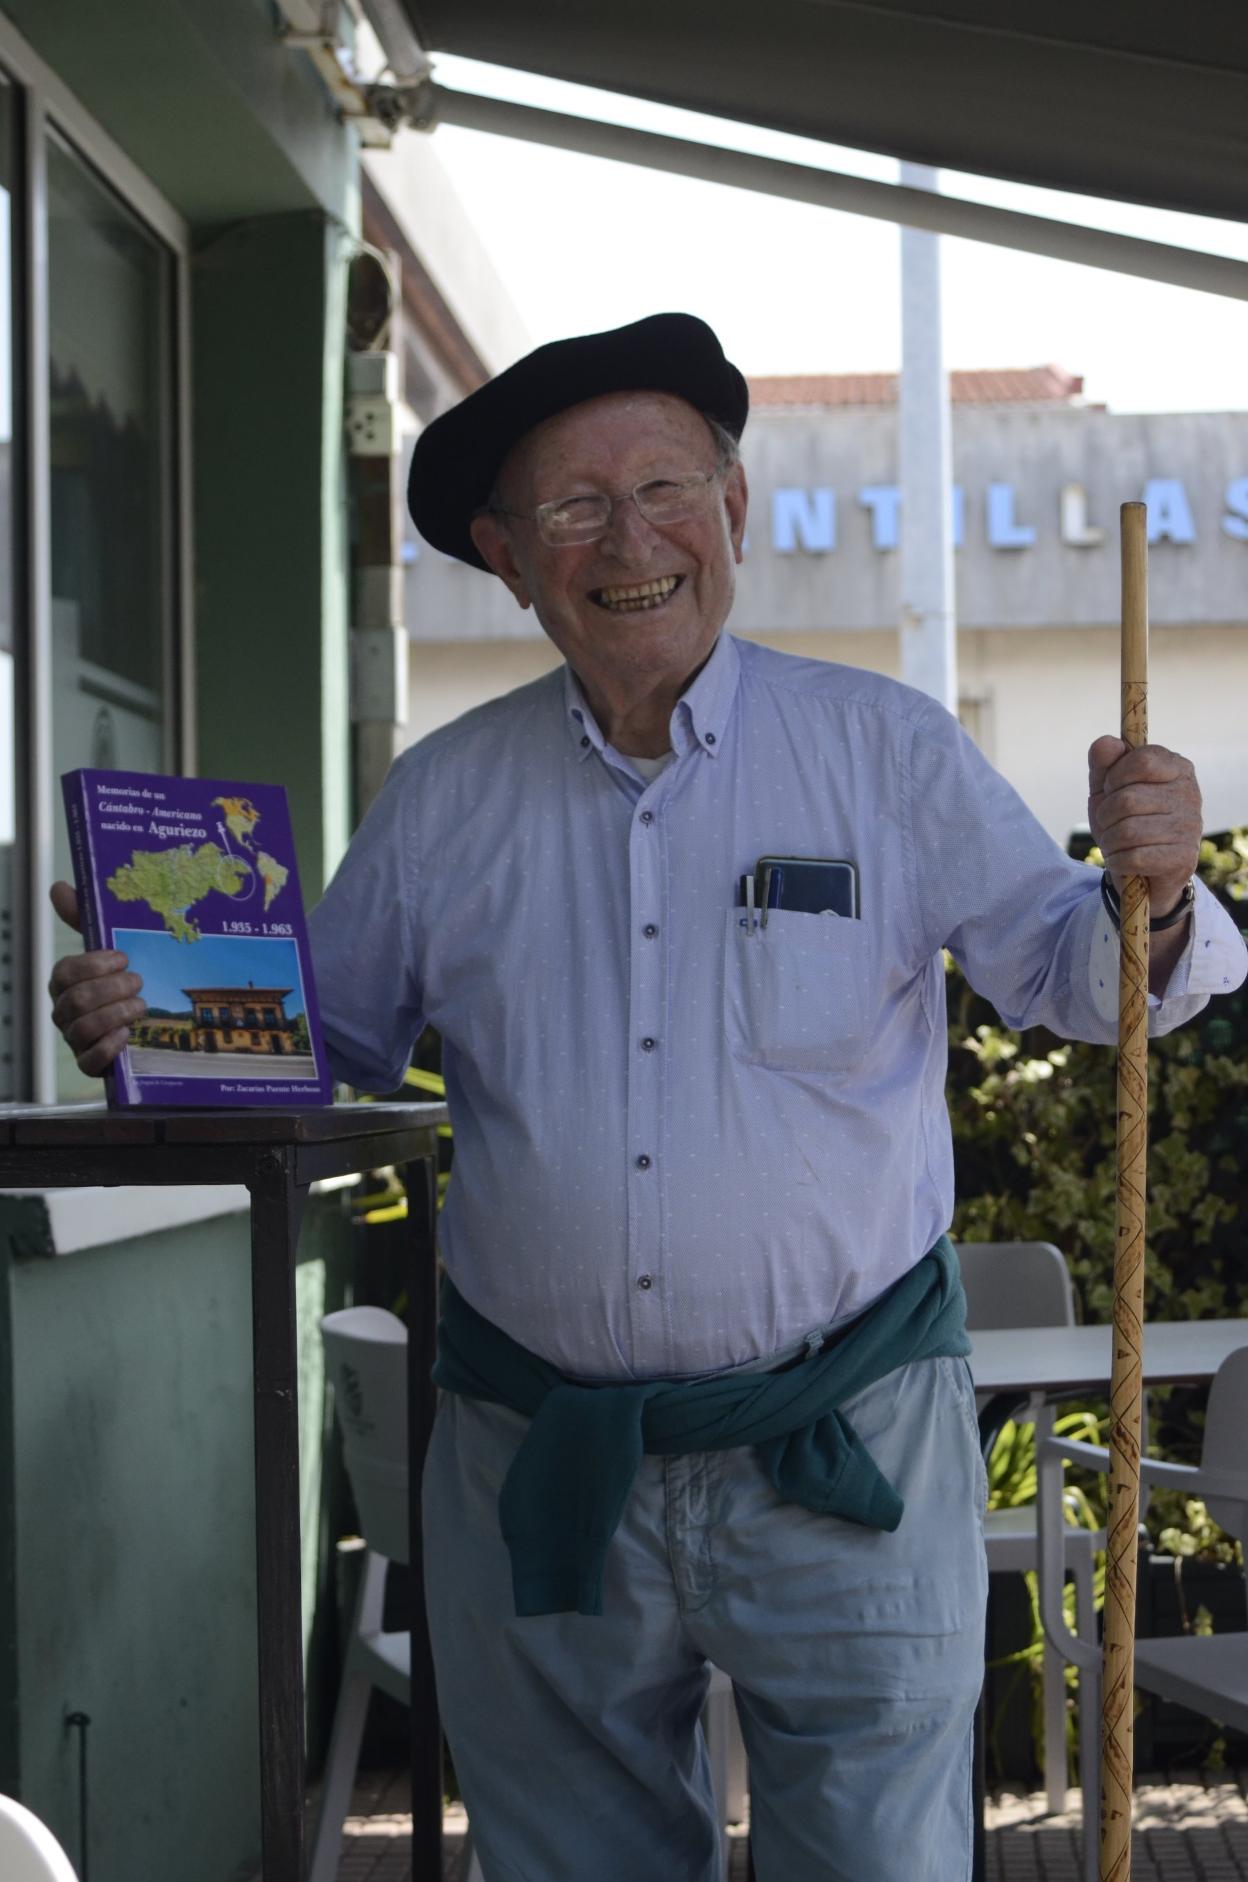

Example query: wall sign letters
[770,478,1247,554]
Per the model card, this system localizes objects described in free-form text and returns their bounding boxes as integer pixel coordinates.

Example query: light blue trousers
[423,1355,989,1882]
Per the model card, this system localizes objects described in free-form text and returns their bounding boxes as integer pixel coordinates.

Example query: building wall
[406,616,1248,844]
[362,132,531,382]
[404,401,1248,840]
[732,405,1248,633]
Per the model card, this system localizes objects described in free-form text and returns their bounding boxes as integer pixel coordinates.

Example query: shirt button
[640,1037,656,1051]
[637,1274,653,1291]
[580,734,590,748]
[635,1154,652,1170]
[705,731,716,745]
[643,923,658,939]
[639,809,654,825]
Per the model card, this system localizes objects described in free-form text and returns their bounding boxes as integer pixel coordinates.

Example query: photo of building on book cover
[62,768,333,1108]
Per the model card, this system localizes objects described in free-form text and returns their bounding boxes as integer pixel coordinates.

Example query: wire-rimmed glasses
[488,466,724,548]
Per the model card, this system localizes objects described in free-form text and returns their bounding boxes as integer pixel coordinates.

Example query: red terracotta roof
[748,365,1084,407]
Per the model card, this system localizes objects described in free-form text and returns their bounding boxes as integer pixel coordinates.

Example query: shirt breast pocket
[723,906,875,1076]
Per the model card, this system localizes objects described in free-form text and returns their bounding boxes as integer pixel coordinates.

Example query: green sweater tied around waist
[433,1236,970,1618]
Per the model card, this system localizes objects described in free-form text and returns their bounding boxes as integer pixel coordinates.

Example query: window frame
[0,12,192,1103]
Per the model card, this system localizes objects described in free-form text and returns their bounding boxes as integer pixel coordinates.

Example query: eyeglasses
[488,467,723,548]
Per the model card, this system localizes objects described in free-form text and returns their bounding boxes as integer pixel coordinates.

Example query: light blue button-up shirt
[309,635,1246,1380]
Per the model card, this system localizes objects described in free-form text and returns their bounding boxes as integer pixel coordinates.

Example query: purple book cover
[61,768,333,1108]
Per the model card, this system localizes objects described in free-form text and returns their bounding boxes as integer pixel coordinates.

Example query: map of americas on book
[62,768,332,1109]
[106,796,290,941]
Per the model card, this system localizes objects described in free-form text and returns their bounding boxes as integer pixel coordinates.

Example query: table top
[0,1100,449,1146]
[968,1319,1248,1394]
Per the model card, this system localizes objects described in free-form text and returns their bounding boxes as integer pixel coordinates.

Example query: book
[61,768,333,1108]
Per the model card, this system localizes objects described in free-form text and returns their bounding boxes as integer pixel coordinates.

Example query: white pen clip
[744,870,756,934]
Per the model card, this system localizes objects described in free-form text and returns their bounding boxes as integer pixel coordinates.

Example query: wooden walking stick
[1100,500,1150,1881]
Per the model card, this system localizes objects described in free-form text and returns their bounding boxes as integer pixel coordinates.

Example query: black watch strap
[1100,871,1195,934]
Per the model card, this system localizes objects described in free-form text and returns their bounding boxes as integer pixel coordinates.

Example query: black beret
[407,312,748,572]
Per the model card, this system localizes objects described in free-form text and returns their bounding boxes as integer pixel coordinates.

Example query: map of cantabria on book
[62,768,331,1109]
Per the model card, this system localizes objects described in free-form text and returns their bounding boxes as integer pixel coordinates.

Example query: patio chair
[0,1796,79,1882]
[956,1240,1104,1817]
[308,1306,473,1880]
[701,1243,1096,1870]
[1037,1339,1248,1882]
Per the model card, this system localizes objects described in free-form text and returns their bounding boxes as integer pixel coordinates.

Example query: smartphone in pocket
[739,856,860,919]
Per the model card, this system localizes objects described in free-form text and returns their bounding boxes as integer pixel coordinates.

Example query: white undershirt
[628,751,673,783]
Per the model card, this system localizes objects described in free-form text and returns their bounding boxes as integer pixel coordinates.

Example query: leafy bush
[950,830,1248,1498]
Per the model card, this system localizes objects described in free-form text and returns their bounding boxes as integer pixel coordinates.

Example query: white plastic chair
[308,1307,479,1879]
[0,1796,79,1882]
[1038,1340,1248,1882]
[957,1240,1104,1818]
[703,1666,748,1857]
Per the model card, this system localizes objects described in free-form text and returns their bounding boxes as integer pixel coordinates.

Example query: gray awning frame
[424,85,1248,304]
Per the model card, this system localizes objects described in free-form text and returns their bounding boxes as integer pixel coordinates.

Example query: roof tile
[748,366,1084,407]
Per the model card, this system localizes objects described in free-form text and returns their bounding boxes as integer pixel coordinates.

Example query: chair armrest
[1037,1438,1102,1672]
[1139,1457,1206,1488]
[1041,1438,1204,1492]
[1157,1464,1248,1503]
[1043,1437,1110,1472]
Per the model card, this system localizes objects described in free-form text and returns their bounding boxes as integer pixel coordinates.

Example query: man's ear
[469,513,533,610]
[724,460,749,565]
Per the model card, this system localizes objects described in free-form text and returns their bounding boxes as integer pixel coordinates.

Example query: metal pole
[899,163,957,711]
[424,88,1248,306]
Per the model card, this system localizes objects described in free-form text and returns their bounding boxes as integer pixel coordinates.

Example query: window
[48,133,174,771]
[0,18,189,1102]
[0,74,16,1100]
[48,135,178,1100]
[957,690,995,761]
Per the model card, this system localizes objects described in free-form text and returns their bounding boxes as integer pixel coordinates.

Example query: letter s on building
[1222,477,1248,542]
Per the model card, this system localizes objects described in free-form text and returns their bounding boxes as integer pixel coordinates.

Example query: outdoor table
[0,1100,450,1882]
[969,1320,1248,1407]
[966,1314,1248,1881]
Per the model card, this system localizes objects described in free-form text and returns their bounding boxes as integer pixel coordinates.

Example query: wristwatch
[1100,872,1195,934]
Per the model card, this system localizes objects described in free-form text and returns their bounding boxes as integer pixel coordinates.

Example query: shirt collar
[564,632,740,763]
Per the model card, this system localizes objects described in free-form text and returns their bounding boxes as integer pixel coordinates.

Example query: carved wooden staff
[1100,500,1150,1882]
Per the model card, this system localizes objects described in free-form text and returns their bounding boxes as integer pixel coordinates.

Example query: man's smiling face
[469,391,748,718]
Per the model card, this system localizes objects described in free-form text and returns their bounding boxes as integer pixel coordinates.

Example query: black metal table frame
[0,1106,447,1882]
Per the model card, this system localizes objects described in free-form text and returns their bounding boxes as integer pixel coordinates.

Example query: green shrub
[950,829,1248,1510]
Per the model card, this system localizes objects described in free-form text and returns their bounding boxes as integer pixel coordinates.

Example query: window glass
[47,130,175,1098]
[0,77,16,1099]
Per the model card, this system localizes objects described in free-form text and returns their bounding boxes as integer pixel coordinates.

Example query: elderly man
[50,314,1246,1882]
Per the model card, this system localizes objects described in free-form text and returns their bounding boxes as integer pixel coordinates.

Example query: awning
[404,3,1248,224]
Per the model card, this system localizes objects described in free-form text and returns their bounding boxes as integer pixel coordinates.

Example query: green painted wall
[0,1195,353,1882]
[193,208,353,893]
[2,0,356,224]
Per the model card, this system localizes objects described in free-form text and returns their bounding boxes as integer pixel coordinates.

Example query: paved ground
[322,1769,1248,1880]
[983,1776,1248,1881]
